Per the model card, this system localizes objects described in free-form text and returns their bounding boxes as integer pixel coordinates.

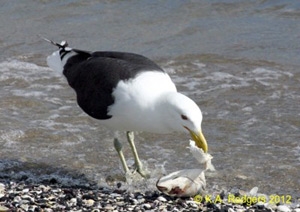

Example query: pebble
[22,194,34,202]
[69,197,77,206]
[22,188,29,193]
[137,197,145,203]
[130,198,139,205]
[104,204,114,210]
[83,199,95,207]
[20,204,29,211]
[157,196,167,202]
[228,208,235,212]
[0,205,9,212]
[265,202,277,211]
[0,184,5,192]
[143,203,151,209]
[277,205,291,212]
[0,181,297,212]
[13,195,21,203]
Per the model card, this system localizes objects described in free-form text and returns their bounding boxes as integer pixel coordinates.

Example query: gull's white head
[162,92,208,152]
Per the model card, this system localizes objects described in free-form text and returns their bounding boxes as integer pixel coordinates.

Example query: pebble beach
[0,180,299,212]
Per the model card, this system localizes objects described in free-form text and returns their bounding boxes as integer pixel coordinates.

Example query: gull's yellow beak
[189,130,208,153]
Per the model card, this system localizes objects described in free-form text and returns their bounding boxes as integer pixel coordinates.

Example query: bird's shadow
[0,159,97,189]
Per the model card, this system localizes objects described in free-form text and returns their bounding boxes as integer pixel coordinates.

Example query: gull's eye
[181,114,188,120]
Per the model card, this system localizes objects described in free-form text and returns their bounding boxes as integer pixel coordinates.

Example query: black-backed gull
[44,38,208,177]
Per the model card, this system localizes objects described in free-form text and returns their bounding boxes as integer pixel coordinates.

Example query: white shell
[156,169,206,197]
[156,140,214,197]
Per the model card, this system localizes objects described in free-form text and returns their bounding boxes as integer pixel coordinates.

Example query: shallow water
[0,0,299,198]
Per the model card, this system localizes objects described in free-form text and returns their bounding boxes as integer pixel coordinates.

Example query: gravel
[0,181,299,212]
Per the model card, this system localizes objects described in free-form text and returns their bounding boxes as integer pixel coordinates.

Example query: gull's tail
[42,35,92,76]
[40,35,79,75]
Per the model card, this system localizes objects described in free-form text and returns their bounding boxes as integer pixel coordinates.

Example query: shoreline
[0,181,299,212]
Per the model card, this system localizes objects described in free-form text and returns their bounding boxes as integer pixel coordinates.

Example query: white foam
[217,110,230,118]
[242,117,258,128]
[0,60,57,79]
[0,130,25,148]
[191,61,206,69]
[0,130,25,141]
[163,67,176,74]
[292,145,300,162]
[252,67,293,86]
[12,90,46,97]
[242,106,253,112]
[252,67,293,77]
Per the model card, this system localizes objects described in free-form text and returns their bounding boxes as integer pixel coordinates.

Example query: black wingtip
[38,34,68,49]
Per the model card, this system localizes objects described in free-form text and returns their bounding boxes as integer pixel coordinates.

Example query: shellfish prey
[156,140,214,197]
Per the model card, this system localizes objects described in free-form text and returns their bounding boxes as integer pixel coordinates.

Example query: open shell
[156,140,214,197]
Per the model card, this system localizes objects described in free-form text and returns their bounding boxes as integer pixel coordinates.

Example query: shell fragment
[156,140,214,197]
